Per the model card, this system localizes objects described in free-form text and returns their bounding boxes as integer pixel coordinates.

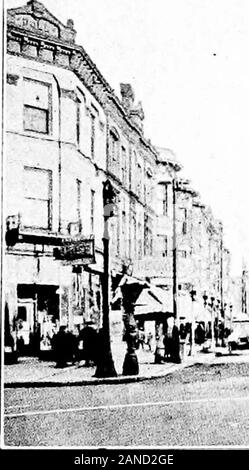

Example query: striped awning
[134,287,172,316]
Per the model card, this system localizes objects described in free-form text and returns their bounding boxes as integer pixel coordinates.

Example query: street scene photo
[3,0,249,449]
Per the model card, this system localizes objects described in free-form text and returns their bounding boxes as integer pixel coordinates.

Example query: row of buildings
[4,1,236,354]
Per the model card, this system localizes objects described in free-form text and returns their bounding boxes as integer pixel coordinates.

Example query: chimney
[120,84,145,133]
[120,83,134,111]
[66,19,75,29]
[130,101,145,132]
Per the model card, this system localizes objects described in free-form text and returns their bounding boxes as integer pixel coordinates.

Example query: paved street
[4,361,249,447]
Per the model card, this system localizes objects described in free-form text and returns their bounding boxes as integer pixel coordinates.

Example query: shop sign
[54,237,95,263]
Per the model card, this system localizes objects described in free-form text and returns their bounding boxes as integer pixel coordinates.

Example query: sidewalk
[4,342,249,388]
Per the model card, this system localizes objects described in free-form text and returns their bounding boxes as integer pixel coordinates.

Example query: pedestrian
[164,317,174,361]
[219,322,225,347]
[179,323,186,340]
[67,328,79,364]
[195,323,205,345]
[78,320,98,367]
[154,331,165,364]
[146,331,153,351]
[171,322,181,363]
[122,324,139,376]
[185,323,192,356]
[53,325,70,368]
[138,328,146,349]
[95,328,104,364]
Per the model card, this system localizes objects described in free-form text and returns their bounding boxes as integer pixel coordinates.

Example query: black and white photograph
[1,0,249,462]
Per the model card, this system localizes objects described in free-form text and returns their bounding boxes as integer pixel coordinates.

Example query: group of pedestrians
[52,321,99,368]
[47,317,218,369]
[137,320,182,364]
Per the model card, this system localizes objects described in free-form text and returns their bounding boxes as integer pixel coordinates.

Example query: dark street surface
[4,362,249,447]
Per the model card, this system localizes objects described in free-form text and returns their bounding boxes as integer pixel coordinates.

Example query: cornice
[7,73,20,85]
[7,23,158,162]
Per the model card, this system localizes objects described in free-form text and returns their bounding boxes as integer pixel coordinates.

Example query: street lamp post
[203,291,208,327]
[216,299,221,346]
[190,288,197,355]
[172,178,178,325]
[219,223,225,345]
[222,302,227,345]
[229,304,233,332]
[121,281,146,376]
[172,177,196,327]
[209,296,215,350]
[95,180,117,378]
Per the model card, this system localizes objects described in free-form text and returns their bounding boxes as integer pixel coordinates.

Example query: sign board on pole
[53,237,95,264]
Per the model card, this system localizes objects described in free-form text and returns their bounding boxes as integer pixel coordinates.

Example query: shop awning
[178,295,211,323]
[232,313,249,322]
[111,274,149,305]
[134,287,172,316]
[111,276,172,318]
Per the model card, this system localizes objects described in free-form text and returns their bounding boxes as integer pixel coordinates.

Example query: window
[24,106,48,133]
[110,218,118,256]
[121,146,127,183]
[131,213,137,258]
[182,209,187,234]
[138,222,143,259]
[164,185,168,215]
[136,162,142,198]
[131,151,137,193]
[157,235,168,257]
[23,78,51,134]
[90,190,95,233]
[144,214,153,256]
[76,100,81,145]
[22,167,52,229]
[116,211,120,255]
[90,113,96,158]
[110,129,120,166]
[76,179,82,230]
[17,306,27,321]
[179,207,187,234]
[122,209,126,257]
[145,170,152,205]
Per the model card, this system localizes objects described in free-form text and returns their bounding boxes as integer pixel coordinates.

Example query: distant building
[5,0,158,353]
[4,1,233,356]
[152,147,231,324]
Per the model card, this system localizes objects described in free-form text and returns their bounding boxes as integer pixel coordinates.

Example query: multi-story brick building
[152,147,231,326]
[4,1,233,357]
[5,0,158,354]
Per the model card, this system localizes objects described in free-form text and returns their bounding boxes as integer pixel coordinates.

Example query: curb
[5,352,248,389]
[4,361,195,389]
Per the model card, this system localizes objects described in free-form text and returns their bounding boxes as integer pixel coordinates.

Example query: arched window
[109,128,120,174]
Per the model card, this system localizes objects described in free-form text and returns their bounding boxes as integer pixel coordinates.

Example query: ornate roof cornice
[7,1,158,160]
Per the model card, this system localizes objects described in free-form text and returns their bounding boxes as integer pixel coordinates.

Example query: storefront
[5,232,103,357]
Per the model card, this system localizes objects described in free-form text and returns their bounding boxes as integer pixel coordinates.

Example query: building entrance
[16,298,37,351]
[16,284,59,355]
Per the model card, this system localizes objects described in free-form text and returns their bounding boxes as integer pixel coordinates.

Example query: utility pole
[172,178,178,325]
[190,287,196,355]
[219,222,225,346]
[210,296,216,350]
[220,223,224,320]
[95,180,117,378]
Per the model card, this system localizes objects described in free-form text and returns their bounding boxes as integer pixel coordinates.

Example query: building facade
[152,147,232,326]
[5,0,158,353]
[5,1,233,356]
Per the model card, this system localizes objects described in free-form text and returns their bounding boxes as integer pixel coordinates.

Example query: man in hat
[78,320,98,366]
